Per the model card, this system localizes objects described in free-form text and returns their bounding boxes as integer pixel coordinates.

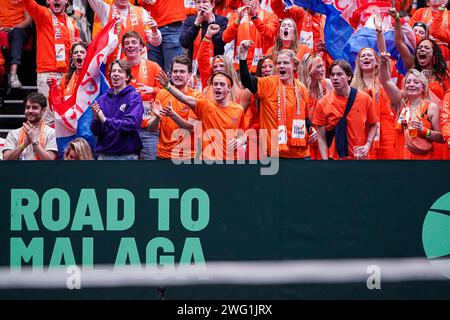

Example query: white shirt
[3,125,58,160]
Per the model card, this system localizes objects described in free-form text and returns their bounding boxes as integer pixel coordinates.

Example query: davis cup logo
[422,192,450,279]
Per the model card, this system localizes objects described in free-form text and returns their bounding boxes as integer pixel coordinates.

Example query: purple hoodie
[90,85,144,155]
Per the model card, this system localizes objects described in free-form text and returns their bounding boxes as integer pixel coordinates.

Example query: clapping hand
[160,101,175,118]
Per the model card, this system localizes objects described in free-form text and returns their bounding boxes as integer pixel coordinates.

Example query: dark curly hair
[65,42,89,86]
[414,38,448,83]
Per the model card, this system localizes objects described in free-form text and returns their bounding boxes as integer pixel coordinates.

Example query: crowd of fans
[1,0,450,161]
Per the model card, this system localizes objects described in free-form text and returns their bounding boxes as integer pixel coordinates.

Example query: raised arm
[374,11,387,53]
[87,0,109,26]
[22,0,46,19]
[222,8,247,43]
[429,7,450,43]
[379,51,403,111]
[198,24,220,89]
[238,40,258,94]
[252,7,279,39]
[156,71,197,109]
[388,8,414,71]
[143,13,162,46]
[270,0,305,23]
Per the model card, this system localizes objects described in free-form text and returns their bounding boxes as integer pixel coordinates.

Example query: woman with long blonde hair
[380,52,443,159]
[351,47,396,159]
[299,53,331,159]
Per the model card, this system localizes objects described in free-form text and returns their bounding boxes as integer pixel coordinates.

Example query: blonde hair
[403,69,429,99]
[274,18,299,53]
[206,55,241,102]
[64,138,94,160]
[351,48,380,91]
[274,49,300,75]
[299,53,325,99]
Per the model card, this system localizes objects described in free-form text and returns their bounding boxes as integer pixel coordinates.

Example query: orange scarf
[300,12,325,50]
[109,4,146,59]
[50,10,75,71]
[17,122,46,160]
[395,98,428,131]
[130,59,150,98]
[277,79,307,152]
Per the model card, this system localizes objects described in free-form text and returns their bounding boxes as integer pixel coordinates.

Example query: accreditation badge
[292,119,306,139]
[278,125,287,145]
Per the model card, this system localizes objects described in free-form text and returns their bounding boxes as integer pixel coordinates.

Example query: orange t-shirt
[193,99,245,160]
[155,87,202,160]
[23,0,79,73]
[257,75,310,159]
[222,10,279,71]
[129,59,162,101]
[313,90,378,160]
[139,0,186,27]
[128,59,162,128]
[0,0,26,27]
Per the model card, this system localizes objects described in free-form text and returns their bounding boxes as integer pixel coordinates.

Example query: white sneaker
[9,73,22,89]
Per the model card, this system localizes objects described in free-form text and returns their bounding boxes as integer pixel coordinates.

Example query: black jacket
[179,14,228,61]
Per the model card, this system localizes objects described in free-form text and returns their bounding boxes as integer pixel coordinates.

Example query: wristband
[235,19,240,25]
[203,35,211,42]
[395,12,400,20]
[165,83,171,90]
[438,6,445,12]
[419,127,431,137]
[420,127,427,136]
[19,143,26,151]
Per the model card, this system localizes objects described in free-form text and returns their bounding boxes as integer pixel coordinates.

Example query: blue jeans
[8,27,27,66]
[148,23,184,72]
[139,129,159,160]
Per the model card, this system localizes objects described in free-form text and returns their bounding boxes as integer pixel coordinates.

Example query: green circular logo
[422,192,450,279]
